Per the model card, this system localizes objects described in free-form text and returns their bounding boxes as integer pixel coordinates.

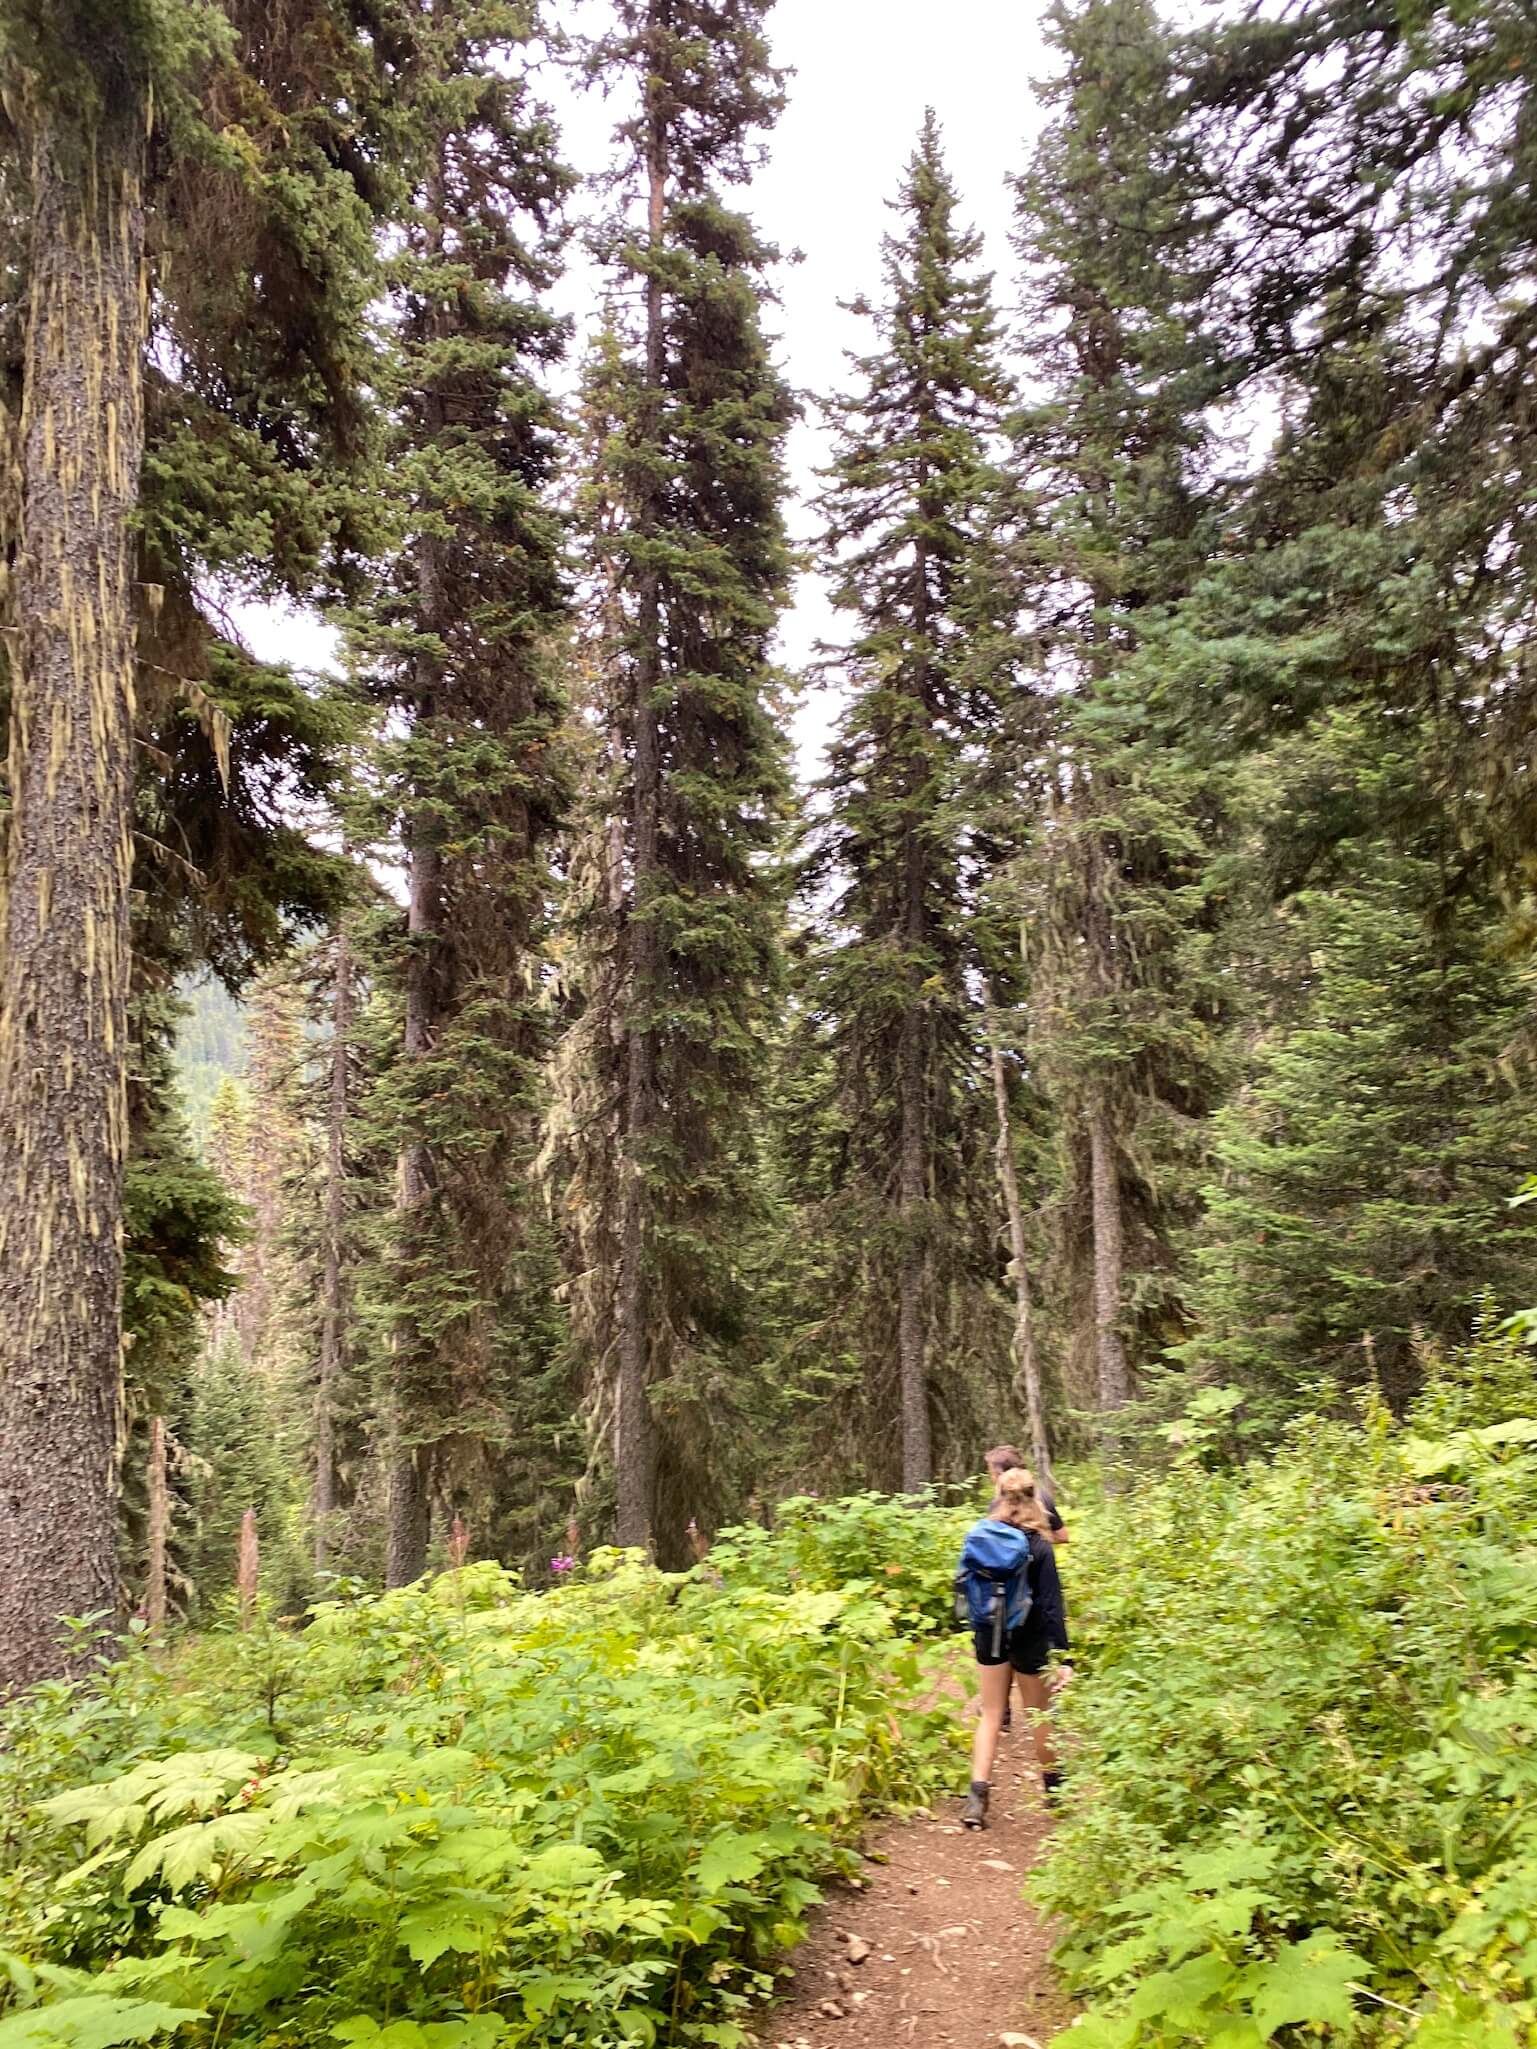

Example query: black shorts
[973,1625,1049,1675]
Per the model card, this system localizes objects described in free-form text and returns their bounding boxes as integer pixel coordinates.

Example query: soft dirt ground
[754,1724,1073,2049]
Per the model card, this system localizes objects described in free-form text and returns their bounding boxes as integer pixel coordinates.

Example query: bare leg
[969,1661,1013,1787]
[1013,1670,1055,1776]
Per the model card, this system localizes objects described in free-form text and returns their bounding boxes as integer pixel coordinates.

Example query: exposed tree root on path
[756,1729,1073,2049]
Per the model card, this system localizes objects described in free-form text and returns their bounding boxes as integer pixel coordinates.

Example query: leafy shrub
[0,1523,963,2049]
[707,1490,972,1636]
[1038,1371,1537,2047]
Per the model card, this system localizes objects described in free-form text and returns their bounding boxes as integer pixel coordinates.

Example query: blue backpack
[953,1518,1035,1658]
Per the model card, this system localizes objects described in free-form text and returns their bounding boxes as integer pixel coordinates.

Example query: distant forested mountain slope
[174,980,249,1135]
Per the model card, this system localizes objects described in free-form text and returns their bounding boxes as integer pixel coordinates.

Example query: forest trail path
[755,1728,1072,2049]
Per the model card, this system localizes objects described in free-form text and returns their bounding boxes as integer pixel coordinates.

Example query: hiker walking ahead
[957,1465,1070,1828]
[984,1443,1067,1544]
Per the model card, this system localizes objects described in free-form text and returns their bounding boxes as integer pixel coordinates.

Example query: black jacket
[1017,1529,1069,1661]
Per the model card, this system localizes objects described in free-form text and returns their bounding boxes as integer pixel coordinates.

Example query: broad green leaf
[695,1833,767,1893]
[1204,2024,1268,2049]
[333,2021,505,2049]
[1401,1437,1465,1479]
[1054,2015,1138,2049]
[0,1998,204,2049]
[399,1900,504,1966]
[1475,1418,1537,1447]
[517,1975,605,2021]
[124,1812,268,1894]
[1126,1951,1236,2027]
[1242,1936,1371,2038]
[524,1843,607,1891]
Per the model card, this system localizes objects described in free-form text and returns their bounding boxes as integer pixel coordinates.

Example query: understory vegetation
[11,1359,1537,2049]
[1040,1328,1537,2047]
[0,1508,965,2049]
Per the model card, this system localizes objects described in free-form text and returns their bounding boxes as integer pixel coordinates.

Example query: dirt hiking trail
[756,1727,1073,2049]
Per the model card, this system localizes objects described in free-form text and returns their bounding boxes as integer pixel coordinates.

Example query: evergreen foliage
[1176,724,1537,1423]
[556,0,794,1559]
[1002,0,1230,1437]
[798,111,1014,1491]
[343,0,572,1585]
[10,4,1537,2046]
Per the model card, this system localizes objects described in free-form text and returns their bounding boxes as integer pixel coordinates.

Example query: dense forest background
[1,0,1534,1674]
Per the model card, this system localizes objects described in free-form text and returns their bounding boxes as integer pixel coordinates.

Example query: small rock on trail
[755,1731,1071,2048]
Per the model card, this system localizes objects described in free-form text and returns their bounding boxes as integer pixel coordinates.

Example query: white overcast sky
[243,0,1055,779]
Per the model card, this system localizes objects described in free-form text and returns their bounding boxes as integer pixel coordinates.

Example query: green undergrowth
[0,1511,968,2049]
[1041,1332,1537,2049]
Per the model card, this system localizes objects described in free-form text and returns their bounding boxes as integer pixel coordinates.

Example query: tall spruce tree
[1005,0,1228,1440]
[1178,717,1537,1423]
[558,0,793,1557]
[346,0,571,1587]
[802,113,1012,1490]
[0,0,402,1687]
[1162,0,1537,896]
[0,1,201,1691]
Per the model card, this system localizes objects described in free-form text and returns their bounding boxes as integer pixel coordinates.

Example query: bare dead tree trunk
[314,920,352,1571]
[0,104,148,1693]
[237,1509,260,1630]
[614,75,668,1554]
[145,1417,170,1632]
[987,1021,1051,1486]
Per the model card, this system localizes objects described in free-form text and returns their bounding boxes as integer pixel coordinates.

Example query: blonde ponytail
[990,1464,1051,1539]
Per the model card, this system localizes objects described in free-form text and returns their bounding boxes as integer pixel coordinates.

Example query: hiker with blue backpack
[956,1464,1071,1829]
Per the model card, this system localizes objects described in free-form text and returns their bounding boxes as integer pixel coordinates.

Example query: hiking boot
[1041,1770,1063,1807]
[962,1782,990,1830]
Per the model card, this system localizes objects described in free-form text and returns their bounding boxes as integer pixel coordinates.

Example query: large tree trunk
[386,808,440,1586]
[313,921,352,1571]
[614,93,668,1554]
[386,1448,430,1587]
[988,1028,1051,1486]
[0,105,148,1694]
[1086,1099,1131,1415]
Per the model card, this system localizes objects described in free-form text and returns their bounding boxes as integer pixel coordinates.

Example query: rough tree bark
[386,770,440,1587]
[145,1416,170,1632]
[614,70,668,1554]
[313,920,352,1571]
[0,104,148,1694]
[987,1020,1052,1486]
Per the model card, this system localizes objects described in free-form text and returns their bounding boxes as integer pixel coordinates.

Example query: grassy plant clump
[1038,1339,1537,2048]
[0,1511,965,2049]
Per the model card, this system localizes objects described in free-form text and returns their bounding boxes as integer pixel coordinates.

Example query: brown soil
[755,1727,1073,2049]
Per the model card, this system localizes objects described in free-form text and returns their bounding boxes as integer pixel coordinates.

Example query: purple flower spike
[549,1554,577,1575]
